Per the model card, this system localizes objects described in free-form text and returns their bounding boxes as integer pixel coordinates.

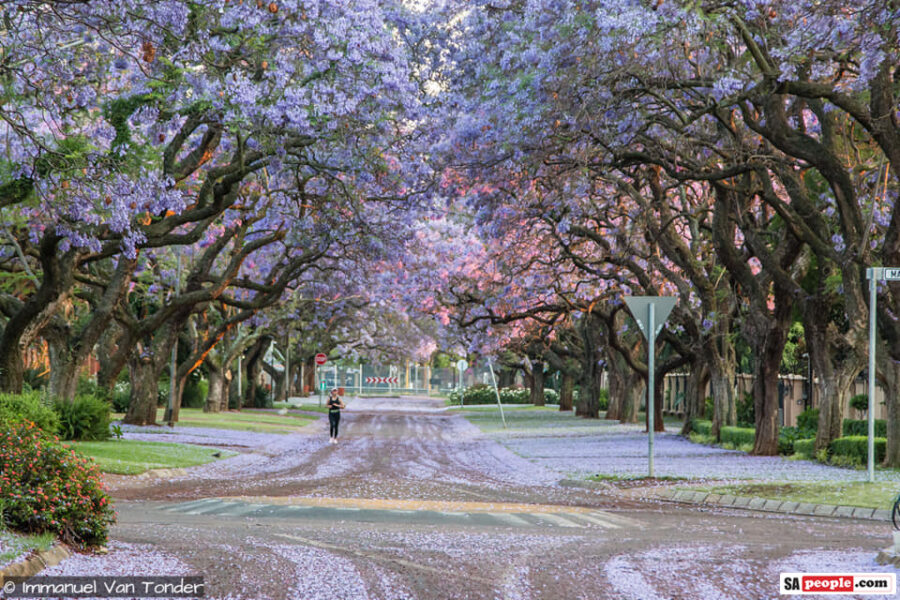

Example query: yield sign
[623,296,677,340]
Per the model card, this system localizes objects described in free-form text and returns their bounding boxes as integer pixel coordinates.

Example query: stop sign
[314,353,327,366]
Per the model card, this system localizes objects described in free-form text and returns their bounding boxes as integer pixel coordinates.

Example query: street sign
[864,266,900,481]
[456,359,468,372]
[320,381,326,391]
[365,376,398,384]
[314,353,327,366]
[623,296,677,340]
[623,296,677,478]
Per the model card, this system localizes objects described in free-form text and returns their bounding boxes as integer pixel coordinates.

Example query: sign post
[315,353,327,407]
[624,296,677,478]
[865,267,899,482]
[486,357,507,429]
[455,359,468,405]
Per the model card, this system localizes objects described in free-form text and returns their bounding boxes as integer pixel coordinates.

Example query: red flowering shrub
[0,420,115,548]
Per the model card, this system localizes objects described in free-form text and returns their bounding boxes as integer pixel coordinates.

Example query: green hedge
[829,435,886,465]
[0,392,59,433]
[842,419,886,438]
[796,408,819,433]
[721,426,755,447]
[691,419,712,435]
[793,438,816,457]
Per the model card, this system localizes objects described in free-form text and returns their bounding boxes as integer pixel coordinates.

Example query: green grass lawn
[68,439,237,475]
[686,481,900,509]
[111,407,314,433]
[450,404,559,412]
[0,528,55,566]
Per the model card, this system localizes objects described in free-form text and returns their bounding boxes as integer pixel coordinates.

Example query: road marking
[488,512,532,527]
[530,512,586,528]
[162,498,643,530]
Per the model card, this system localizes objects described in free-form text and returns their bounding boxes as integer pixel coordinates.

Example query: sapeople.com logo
[780,573,896,595]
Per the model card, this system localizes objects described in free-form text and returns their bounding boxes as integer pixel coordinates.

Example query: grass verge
[685,481,899,509]
[0,528,55,566]
[111,407,314,433]
[68,439,237,475]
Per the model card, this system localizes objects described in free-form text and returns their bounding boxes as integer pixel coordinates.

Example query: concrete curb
[0,543,70,583]
[652,487,891,522]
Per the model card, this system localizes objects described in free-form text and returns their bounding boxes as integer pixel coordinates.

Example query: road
[65,397,895,599]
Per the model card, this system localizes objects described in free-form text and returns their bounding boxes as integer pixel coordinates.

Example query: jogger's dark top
[327,397,342,438]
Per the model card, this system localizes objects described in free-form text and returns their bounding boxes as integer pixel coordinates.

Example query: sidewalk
[560,479,892,522]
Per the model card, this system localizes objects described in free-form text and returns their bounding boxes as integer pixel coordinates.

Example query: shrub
[597,388,609,411]
[157,381,170,407]
[721,426,755,448]
[796,408,819,433]
[251,384,273,408]
[778,427,808,455]
[111,382,130,413]
[543,388,559,404]
[736,392,755,427]
[829,435,886,465]
[703,397,713,420]
[0,391,59,433]
[53,395,111,441]
[691,419,712,436]
[497,386,528,404]
[793,438,815,457]
[23,368,49,390]
[849,394,868,414]
[842,418,886,438]
[0,421,115,548]
[182,379,208,409]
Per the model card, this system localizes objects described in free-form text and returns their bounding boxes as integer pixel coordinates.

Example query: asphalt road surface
[92,397,894,599]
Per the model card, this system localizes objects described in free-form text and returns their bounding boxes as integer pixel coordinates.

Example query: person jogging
[327,388,346,444]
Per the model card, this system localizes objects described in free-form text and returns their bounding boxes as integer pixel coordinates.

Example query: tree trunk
[576,355,600,418]
[681,361,709,435]
[96,324,124,391]
[643,372,665,433]
[205,366,224,413]
[605,357,624,420]
[880,355,900,467]
[709,358,737,441]
[813,370,857,452]
[243,335,272,407]
[530,359,545,406]
[559,373,574,411]
[47,337,79,401]
[124,354,159,425]
[751,331,787,456]
[620,369,642,424]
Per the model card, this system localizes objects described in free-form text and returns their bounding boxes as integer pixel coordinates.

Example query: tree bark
[681,360,709,435]
[124,353,160,425]
[529,358,545,406]
[751,323,789,455]
[709,356,737,441]
[620,369,642,424]
[559,372,574,411]
[605,355,624,420]
[880,353,900,467]
[205,365,224,413]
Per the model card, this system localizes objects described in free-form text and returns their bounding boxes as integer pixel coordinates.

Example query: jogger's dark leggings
[329,411,340,438]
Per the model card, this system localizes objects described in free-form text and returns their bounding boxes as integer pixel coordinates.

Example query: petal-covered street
[38,397,897,600]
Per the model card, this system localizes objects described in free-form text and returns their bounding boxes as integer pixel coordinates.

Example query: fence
[662,372,887,427]
[300,363,513,397]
